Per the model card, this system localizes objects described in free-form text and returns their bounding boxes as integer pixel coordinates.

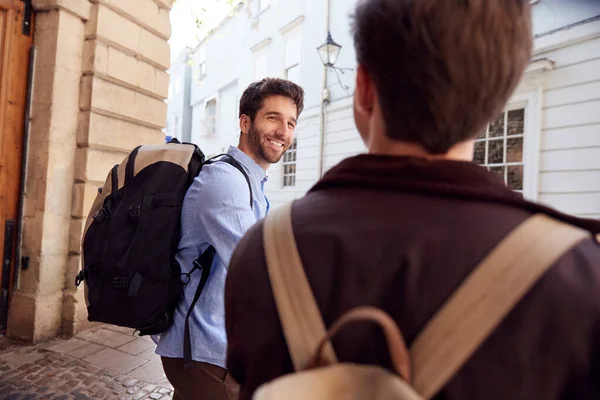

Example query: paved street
[0,325,174,400]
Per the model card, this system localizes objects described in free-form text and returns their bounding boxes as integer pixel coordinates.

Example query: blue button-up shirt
[156,146,269,367]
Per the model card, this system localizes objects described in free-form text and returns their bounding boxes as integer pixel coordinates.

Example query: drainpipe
[317,0,331,178]
[13,45,36,292]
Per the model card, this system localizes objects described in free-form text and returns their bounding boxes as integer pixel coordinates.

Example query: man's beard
[247,123,287,164]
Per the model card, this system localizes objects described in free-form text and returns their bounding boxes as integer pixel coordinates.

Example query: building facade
[166,46,193,142]
[168,0,600,218]
[0,0,173,342]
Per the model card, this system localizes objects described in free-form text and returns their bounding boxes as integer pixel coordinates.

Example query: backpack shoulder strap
[262,201,337,371]
[410,214,590,399]
[207,154,253,208]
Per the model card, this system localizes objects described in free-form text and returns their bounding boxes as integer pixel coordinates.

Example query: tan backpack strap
[308,306,412,382]
[410,214,590,399]
[263,201,338,371]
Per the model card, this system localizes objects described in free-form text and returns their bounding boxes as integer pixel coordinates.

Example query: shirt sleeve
[187,162,256,268]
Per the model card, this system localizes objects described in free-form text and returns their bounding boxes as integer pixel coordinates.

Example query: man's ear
[239,114,251,135]
[355,64,375,115]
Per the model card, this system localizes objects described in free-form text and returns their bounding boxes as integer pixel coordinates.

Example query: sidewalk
[0,324,174,399]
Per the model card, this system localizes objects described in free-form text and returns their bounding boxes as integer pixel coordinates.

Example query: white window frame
[282,138,297,188]
[475,88,542,200]
[252,43,270,81]
[173,114,179,139]
[197,61,207,81]
[512,88,542,200]
[203,95,219,137]
[281,17,303,83]
[196,44,208,81]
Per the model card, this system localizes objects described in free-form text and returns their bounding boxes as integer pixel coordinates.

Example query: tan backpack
[253,201,590,399]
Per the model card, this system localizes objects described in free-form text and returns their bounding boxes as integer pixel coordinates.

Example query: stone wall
[8,0,173,342]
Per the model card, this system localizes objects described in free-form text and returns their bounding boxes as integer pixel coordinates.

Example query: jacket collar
[310,154,600,234]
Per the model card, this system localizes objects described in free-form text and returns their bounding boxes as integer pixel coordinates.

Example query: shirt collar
[227,146,268,183]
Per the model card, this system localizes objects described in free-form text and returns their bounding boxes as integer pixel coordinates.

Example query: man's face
[244,95,298,166]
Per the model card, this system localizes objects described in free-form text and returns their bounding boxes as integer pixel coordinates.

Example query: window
[282,138,297,187]
[254,46,269,81]
[173,115,179,139]
[284,31,301,83]
[197,61,207,80]
[473,108,525,192]
[204,99,217,136]
[196,44,207,81]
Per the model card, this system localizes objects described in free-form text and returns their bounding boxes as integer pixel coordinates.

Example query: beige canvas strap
[410,214,590,399]
[263,202,591,397]
[263,201,337,371]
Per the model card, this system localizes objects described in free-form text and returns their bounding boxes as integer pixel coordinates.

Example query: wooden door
[0,0,34,332]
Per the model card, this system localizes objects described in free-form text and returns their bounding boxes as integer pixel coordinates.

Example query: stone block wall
[8,0,173,342]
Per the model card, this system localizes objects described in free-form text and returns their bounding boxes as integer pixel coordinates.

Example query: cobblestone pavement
[0,325,174,400]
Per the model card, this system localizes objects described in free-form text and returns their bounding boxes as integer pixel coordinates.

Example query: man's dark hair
[352,0,532,154]
[239,78,305,121]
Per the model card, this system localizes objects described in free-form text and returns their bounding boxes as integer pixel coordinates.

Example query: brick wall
[8,0,173,342]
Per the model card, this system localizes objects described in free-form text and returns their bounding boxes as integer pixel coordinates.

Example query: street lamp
[317,32,342,67]
[317,31,353,91]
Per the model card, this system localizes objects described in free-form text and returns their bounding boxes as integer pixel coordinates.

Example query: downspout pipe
[13,45,36,291]
[317,0,331,178]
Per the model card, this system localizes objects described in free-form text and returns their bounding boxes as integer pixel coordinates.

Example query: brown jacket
[225,155,600,400]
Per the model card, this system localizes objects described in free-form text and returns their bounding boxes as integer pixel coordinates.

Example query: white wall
[181,0,600,217]
[166,48,192,141]
[535,30,600,219]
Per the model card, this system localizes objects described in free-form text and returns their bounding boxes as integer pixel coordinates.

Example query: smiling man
[156,78,304,400]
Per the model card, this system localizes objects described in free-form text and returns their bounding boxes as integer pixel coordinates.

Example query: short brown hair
[352,0,532,154]
[239,78,305,121]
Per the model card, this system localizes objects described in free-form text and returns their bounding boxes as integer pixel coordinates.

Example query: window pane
[473,141,485,164]
[285,64,300,83]
[285,33,301,67]
[489,114,505,138]
[488,139,504,164]
[478,129,486,139]
[490,166,505,182]
[507,165,523,191]
[283,176,289,186]
[506,137,523,163]
[291,151,296,162]
[507,109,524,136]
[254,49,269,81]
[290,175,295,186]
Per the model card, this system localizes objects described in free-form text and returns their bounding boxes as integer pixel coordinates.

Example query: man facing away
[225,1,600,399]
[156,78,304,400]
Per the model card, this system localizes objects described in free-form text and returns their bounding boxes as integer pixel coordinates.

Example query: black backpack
[76,139,252,363]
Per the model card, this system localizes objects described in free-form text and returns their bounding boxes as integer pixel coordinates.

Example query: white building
[166,47,193,143]
[166,0,600,218]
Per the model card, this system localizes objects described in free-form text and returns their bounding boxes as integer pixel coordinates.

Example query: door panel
[0,0,34,332]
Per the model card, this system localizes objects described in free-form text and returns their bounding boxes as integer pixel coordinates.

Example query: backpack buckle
[112,276,130,289]
[75,268,89,287]
[129,204,141,221]
[93,208,107,223]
